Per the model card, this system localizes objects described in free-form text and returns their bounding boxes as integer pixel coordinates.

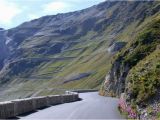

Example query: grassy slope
[100,13,160,105]
[126,17,160,104]
[0,31,112,101]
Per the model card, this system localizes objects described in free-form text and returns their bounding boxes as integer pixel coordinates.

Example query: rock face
[0,1,160,102]
[107,42,126,54]
[101,12,160,119]
[103,18,160,98]
[104,60,130,97]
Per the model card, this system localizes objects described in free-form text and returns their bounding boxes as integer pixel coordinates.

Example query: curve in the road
[20,92,124,119]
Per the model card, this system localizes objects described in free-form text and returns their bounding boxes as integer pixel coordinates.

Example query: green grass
[127,49,160,103]
[0,30,112,100]
[102,15,160,104]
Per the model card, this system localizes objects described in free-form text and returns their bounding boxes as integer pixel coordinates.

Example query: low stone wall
[13,98,35,116]
[0,92,79,119]
[0,101,14,119]
[33,96,48,109]
[62,94,74,103]
[47,95,63,105]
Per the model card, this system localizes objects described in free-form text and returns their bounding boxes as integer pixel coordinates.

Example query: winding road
[20,92,124,119]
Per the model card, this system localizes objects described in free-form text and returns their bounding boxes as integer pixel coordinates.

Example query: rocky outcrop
[104,59,130,97]
[102,15,160,119]
[107,42,126,54]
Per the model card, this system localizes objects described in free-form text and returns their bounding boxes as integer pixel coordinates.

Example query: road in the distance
[20,92,124,119]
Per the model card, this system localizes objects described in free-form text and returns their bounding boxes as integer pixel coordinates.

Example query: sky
[0,0,105,29]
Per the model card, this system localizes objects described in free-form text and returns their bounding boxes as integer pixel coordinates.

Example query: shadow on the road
[15,106,51,119]
[78,98,82,101]
[8,116,20,119]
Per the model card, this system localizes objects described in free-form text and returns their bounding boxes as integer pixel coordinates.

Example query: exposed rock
[102,16,160,119]
[107,42,126,54]
[104,59,130,97]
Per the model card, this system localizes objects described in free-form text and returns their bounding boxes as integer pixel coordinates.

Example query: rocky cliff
[100,2,160,119]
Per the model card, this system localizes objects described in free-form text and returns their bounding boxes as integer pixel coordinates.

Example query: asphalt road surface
[20,92,124,119]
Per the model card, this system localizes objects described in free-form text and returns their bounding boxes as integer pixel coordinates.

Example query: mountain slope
[0,1,159,102]
[100,2,160,119]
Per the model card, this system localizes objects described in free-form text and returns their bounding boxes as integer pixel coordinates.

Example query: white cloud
[0,0,21,25]
[28,14,39,20]
[43,1,71,14]
[0,0,106,28]
[43,0,106,15]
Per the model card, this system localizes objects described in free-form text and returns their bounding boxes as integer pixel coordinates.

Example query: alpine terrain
[0,1,160,119]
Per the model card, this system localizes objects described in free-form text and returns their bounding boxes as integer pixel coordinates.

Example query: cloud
[28,14,39,20]
[43,1,71,14]
[0,0,21,25]
[43,0,106,15]
[0,0,106,29]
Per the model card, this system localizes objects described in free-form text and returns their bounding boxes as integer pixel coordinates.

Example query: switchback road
[21,92,124,119]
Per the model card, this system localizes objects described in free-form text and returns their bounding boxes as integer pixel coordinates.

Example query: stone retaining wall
[47,95,63,105]
[13,98,35,116]
[0,101,14,119]
[33,96,48,109]
[0,92,79,119]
